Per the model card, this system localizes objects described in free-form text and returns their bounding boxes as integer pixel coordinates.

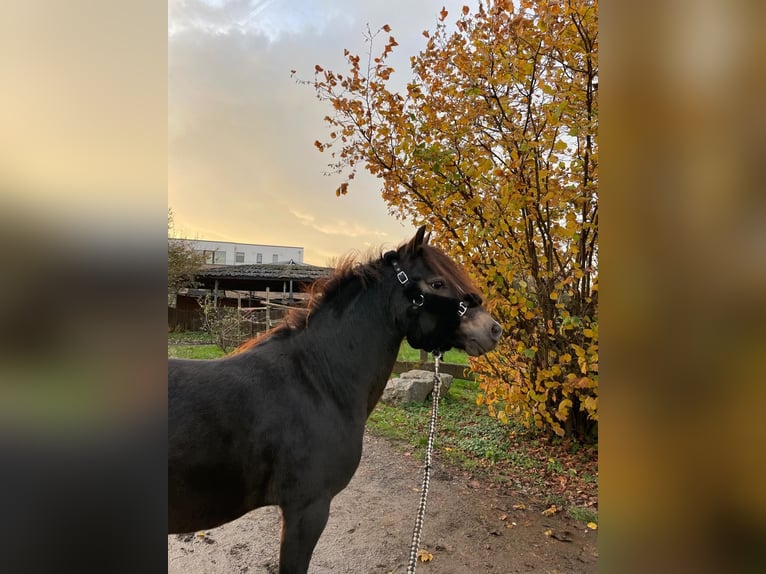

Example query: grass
[567,505,598,524]
[167,331,598,522]
[167,344,225,360]
[167,330,213,344]
[396,341,469,365]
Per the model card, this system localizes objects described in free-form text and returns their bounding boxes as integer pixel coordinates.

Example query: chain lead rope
[406,351,443,574]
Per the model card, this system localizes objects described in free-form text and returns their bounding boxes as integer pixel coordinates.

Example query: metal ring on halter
[457,300,468,317]
[412,293,425,307]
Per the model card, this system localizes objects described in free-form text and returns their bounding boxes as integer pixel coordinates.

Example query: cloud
[289,208,388,239]
[169,0,466,263]
[169,0,353,42]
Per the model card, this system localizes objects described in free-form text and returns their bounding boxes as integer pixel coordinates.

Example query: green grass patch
[167,344,225,360]
[167,330,212,344]
[567,505,598,524]
[367,379,525,467]
[396,341,468,365]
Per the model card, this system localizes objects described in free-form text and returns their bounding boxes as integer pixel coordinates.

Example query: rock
[381,369,454,405]
[399,369,454,394]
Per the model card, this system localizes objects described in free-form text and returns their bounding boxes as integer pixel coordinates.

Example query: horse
[168,226,502,573]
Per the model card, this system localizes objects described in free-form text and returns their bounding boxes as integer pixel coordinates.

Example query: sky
[169,0,467,265]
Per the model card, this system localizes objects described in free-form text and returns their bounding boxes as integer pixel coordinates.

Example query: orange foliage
[300,1,598,439]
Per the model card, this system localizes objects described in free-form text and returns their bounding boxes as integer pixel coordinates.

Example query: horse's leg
[278,497,331,574]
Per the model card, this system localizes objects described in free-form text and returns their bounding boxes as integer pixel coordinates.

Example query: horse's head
[385,226,502,356]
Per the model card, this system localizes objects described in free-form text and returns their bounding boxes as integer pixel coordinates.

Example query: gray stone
[381,369,454,405]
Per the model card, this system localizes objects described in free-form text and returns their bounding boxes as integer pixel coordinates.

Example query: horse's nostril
[491,321,502,340]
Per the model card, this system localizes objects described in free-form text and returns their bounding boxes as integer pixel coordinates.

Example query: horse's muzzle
[461,311,502,356]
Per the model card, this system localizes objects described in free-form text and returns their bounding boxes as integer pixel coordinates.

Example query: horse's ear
[413,225,427,247]
[402,225,428,256]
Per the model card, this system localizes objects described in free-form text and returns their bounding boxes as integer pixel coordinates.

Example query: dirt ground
[168,432,598,573]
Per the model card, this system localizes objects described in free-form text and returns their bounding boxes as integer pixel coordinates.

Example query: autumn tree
[168,208,205,298]
[300,0,598,439]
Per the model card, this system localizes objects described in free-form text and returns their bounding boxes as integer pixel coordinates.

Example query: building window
[272,254,279,263]
[235,251,245,263]
[213,251,226,264]
[256,253,262,264]
[202,250,215,264]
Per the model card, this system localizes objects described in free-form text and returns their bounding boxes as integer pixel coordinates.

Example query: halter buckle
[457,301,468,317]
[396,270,409,285]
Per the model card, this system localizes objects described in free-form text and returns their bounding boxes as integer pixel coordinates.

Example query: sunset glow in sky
[169,0,466,264]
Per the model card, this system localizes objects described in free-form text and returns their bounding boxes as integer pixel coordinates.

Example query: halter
[388,257,474,319]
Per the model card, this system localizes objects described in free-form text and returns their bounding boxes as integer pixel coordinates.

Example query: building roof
[194,262,333,292]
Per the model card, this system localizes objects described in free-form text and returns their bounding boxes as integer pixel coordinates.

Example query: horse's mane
[232,241,479,355]
[232,249,384,354]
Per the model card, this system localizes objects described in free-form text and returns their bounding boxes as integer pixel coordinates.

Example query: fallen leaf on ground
[542,505,558,517]
[587,522,598,530]
[417,549,434,562]
[512,503,526,510]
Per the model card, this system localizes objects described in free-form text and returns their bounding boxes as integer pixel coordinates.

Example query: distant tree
[168,208,205,298]
[302,0,598,439]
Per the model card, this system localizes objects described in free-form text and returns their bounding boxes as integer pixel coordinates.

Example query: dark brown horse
[168,227,501,573]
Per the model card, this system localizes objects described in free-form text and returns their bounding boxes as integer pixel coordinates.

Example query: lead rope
[406,351,443,574]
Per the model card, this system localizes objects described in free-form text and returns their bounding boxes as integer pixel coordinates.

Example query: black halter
[387,256,476,319]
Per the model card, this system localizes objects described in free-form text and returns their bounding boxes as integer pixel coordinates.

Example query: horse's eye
[429,280,445,290]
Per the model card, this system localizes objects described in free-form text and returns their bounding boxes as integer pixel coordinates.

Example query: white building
[183,239,304,266]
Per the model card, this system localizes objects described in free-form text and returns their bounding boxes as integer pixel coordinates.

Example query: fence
[214,304,292,349]
[168,301,292,340]
[168,307,204,332]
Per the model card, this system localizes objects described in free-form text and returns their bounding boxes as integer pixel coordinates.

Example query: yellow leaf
[544,528,554,537]
[542,505,558,517]
[512,503,526,510]
[587,522,598,530]
[549,291,558,300]
[556,398,573,420]
[417,549,434,562]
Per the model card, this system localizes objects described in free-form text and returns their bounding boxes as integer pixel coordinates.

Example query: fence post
[237,291,242,342]
[265,287,271,329]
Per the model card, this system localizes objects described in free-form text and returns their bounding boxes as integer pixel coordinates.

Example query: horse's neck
[299,280,403,416]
